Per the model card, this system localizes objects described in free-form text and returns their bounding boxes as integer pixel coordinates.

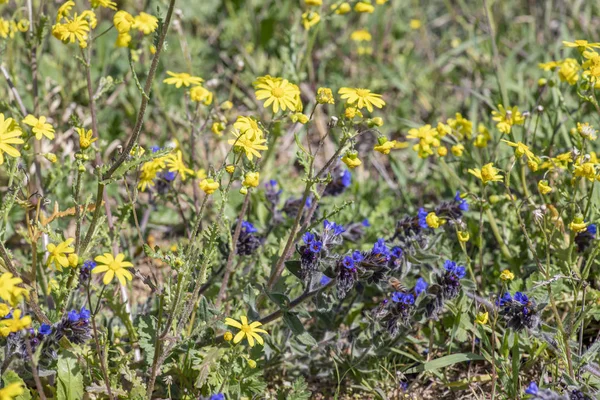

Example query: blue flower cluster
[68,307,91,322]
[443,260,466,279]
[302,232,323,253]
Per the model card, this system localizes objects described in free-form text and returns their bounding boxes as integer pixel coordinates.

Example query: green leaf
[295,331,318,347]
[138,315,157,367]
[282,312,304,335]
[284,260,303,280]
[403,353,485,374]
[57,351,84,400]
[2,370,31,400]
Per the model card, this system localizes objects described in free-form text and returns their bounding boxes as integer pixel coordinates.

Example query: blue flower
[342,256,355,269]
[320,275,332,286]
[444,260,466,279]
[391,246,403,259]
[372,238,389,257]
[309,241,323,253]
[399,382,408,391]
[341,169,351,187]
[588,223,597,235]
[79,307,91,320]
[268,179,278,188]
[455,191,469,211]
[324,220,345,235]
[525,382,538,395]
[305,196,312,208]
[82,260,96,272]
[209,394,225,400]
[418,208,428,229]
[151,145,161,153]
[514,292,529,305]
[68,310,80,322]
[392,292,415,305]
[303,232,315,244]
[351,250,364,263]
[163,171,177,182]
[497,292,512,307]
[241,221,258,233]
[39,324,52,335]
[414,278,428,296]
[362,218,370,227]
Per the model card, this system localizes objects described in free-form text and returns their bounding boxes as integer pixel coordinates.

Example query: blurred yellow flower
[316,87,335,104]
[500,269,514,281]
[354,2,375,13]
[199,178,219,195]
[492,105,525,134]
[190,85,213,105]
[0,309,31,336]
[0,115,23,165]
[243,172,260,188]
[133,12,158,35]
[409,19,421,30]
[351,29,372,42]
[475,312,489,325]
[468,163,503,185]
[302,11,321,30]
[23,115,55,140]
[569,216,587,233]
[0,383,25,400]
[457,231,470,242]
[77,127,97,149]
[451,144,464,157]
[163,71,204,88]
[577,122,597,140]
[425,212,444,228]
[91,0,117,10]
[113,10,135,33]
[538,180,553,195]
[342,151,362,169]
[333,2,351,14]
[0,273,28,306]
[166,150,194,181]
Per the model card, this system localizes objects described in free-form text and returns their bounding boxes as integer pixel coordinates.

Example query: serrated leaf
[138,315,157,367]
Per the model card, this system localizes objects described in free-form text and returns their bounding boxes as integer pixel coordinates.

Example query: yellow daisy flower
[133,12,158,35]
[0,309,31,337]
[0,114,23,165]
[224,315,268,347]
[254,76,300,113]
[92,253,134,285]
[46,238,75,271]
[22,115,55,140]
[163,71,204,88]
[338,88,385,112]
[468,163,503,185]
[165,150,195,181]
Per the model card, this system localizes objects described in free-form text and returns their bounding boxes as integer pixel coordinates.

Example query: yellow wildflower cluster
[229,116,268,161]
[163,71,213,106]
[113,9,158,48]
[491,105,525,134]
[404,113,476,159]
[0,272,31,338]
[0,17,28,39]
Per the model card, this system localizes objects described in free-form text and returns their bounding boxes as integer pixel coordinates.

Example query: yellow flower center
[241,323,251,333]
[271,87,284,98]
[355,89,369,97]
[109,261,121,271]
[66,20,82,33]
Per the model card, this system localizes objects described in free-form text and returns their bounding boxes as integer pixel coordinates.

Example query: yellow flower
[224,315,268,347]
[569,216,587,233]
[451,144,464,157]
[228,129,268,161]
[437,147,448,157]
[247,359,257,369]
[92,253,134,285]
[369,117,384,127]
[0,309,31,337]
[199,178,220,195]
[243,172,260,188]
[409,19,422,30]
[163,71,204,88]
[211,122,225,136]
[474,124,491,148]
[16,19,29,32]
[91,0,117,10]
[23,115,55,140]
[344,106,362,120]
[0,303,9,318]
[197,169,207,180]
[234,116,263,140]
[342,151,362,169]
[302,11,320,30]
[351,30,372,42]
[457,231,470,242]
[56,1,75,22]
[225,165,235,174]
[0,114,23,165]
[305,0,322,5]
[354,1,375,13]
[574,162,597,182]
[475,312,489,325]
[501,140,538,162]
[500,269,515,281]
[77,127,97,149]
[491,105,525,134]
[468,163,503,185]
[338,88,385,112]
[406,124,439,158]
[577,122,597,140]
[316,87,335,104]
[113,10,135,33]
[138,169,156,192]
[563,39,600,51]
[254,76,300,113]
[189,85,213,105]
[425,212,444,228]
[0,272,28,306]
[115,32,131,47]
[559,58,580,85]
[133,12,158,35]
[165,150,194,181]
[333,2,351,14]
[46,238,75,271]
[53,14,90,48]
[290,113,309,124]
[538,180,553,195]
[68,254,79,267]
[220,101,233,111]
[374,138,396,155]
[224,331,233,341]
